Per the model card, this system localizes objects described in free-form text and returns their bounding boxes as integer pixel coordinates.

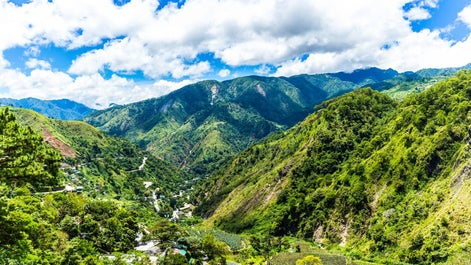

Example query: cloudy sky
[1,0,471,108]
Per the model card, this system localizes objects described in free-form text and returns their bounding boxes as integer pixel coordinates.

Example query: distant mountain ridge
[84,65,471,177]
[0,97,95,120]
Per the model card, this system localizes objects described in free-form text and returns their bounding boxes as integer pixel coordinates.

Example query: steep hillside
[0,108,158,264]
[0,107,234,265]
[0,97,95,120]
[85,67,448,178]
[12,108,185,206]
[195,71,471,264]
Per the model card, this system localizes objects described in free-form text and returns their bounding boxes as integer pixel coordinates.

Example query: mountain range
[11,108,184,208]
[3,65,471,264]
[84,66,469,178]
[194,70,471,264]
[0,97,95,120]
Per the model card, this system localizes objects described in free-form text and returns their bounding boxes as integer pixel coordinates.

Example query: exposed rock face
[42,129,76,158]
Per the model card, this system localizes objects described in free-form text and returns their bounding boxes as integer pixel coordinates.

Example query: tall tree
[0,108,62,188]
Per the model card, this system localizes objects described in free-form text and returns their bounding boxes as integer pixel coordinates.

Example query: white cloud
[274,0,471,76]
[420,0,438,9]
[218,69,230,78]
[404,7,431,21]
[0,68,194,109]
[25,46,40,57]
[25,58,51,70]
[255,65,271,75]
[459,5,471,29]
[0,0,471,106]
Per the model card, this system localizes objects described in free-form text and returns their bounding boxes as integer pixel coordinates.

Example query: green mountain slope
[0,107,231,265]
[0,108,159,264]
[86,68,448,178]
[0,97,95,120]
[11,108,185,203]
[195,71,471,264]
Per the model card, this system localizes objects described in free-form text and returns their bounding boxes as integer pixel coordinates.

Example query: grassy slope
[12,108,185,200]
[196,71,471,264]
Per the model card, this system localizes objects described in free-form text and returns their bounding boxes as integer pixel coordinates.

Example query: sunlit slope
[196,71,471,264]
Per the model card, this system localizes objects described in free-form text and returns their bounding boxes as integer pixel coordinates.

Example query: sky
[0,0,471,109]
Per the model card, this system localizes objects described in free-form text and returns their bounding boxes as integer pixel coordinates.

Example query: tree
[201,233,229,261]
[0,108,62,188]
[164,253,188,265]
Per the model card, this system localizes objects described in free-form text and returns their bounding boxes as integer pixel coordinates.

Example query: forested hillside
[195,71,471,264]
[0,107,266,265]
[0,108,233,264]
[11,108,186,206]
[84,67,464,179]
[0,108,143,263]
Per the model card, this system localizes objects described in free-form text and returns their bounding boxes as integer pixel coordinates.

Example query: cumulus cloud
[404,7,431,21]
[218,69,230,78]
[0,68,195,109]
[25,59,51,70]
[459,5,471,29]
[255,65,272,75]
[0,0,471,106]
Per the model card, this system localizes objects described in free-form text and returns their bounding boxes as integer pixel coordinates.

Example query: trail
[129,156,148,172]
[138,157,148,171]
[152,190,160,212]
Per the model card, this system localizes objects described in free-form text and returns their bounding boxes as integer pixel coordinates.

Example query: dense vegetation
[84,67,468,181]
[4,67,471,264]
[0,108,62,189]
[196,71,471,264]
[0,108,240,264]
[13,108,186,206]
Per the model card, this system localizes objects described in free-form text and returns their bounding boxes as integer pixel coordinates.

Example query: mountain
[0,97,95,120]
[195,71,471,264]
[0,108,169,264]
[86,67,459,178]
[11,107,185,207]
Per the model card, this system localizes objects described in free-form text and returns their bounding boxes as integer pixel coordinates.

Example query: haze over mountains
[0,97,95,120]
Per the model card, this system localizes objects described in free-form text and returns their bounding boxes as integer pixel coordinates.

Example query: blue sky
[0,0,471,108]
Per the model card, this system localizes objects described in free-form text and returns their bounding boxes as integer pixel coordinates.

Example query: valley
[3,0,471,264]
[2,68,471,264]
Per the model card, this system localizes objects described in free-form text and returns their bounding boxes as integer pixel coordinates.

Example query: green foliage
[12,107,186,202]
[202,233,230,260]
[0,186,141,264]
[196,70,471,264]
[85,69,419,179]
[0,108,62,188]
[296,255,323,265]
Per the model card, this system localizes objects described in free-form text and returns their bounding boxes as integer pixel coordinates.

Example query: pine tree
[0,108,62,188]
